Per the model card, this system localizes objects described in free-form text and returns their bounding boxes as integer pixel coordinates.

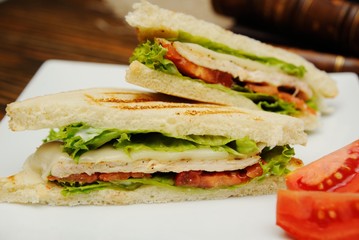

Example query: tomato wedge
[286,140,359,192]
[276,190,359,240]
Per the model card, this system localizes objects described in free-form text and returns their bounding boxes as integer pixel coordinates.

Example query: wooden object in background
[282,46,359,73]
[0,0,137,120]
[212,0,359,57]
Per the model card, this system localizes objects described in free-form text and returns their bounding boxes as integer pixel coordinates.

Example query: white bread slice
[126,61,318,130]
[125,1,337,99]
[2,88,305,206]
[0,168,285,206]
[6,88,307,146]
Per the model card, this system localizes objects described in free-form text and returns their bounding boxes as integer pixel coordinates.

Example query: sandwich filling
[130,32,318,116]
[27,123,299,195]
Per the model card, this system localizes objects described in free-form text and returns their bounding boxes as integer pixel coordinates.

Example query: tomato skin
[286,140,359,192]
[276,189,359,240]
[160,40,234,88]
[174,170,249,188]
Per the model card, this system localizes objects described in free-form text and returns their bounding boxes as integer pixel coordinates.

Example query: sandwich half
[0,88,306,206]
[124,1,338,131]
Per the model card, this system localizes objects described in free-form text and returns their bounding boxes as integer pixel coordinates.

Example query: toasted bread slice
[6,88,306,146]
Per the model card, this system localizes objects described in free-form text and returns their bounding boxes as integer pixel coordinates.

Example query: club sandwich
[125,1,338,131]
[0,88,306,205]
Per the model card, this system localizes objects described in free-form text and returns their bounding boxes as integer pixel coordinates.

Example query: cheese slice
[173,41,313,99]
[25,141,260,180]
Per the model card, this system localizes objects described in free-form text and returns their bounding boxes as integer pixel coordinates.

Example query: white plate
[0,60,358,240]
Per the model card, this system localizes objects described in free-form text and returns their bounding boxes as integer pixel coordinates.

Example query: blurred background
[0,0,358,119]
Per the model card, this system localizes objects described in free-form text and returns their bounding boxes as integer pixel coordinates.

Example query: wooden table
[1,0,357,122]
[0,0,137,120]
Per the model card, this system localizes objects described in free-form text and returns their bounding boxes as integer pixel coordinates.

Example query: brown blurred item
[283,46,359,73]
[212,0,359,74]
[0,0,138,121]
[212,0,359,57]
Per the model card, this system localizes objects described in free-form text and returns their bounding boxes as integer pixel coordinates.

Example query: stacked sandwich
[0,1,337,205]
[125,1,338,131]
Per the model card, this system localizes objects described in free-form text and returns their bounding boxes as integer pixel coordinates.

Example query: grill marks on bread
[84,90,245,116]
[6,88,307,146]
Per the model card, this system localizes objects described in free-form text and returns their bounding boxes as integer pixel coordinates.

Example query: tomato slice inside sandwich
[276,189,359,240]
[286,140,359,192]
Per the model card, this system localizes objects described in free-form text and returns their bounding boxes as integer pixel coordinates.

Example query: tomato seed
[328,210,337,219]
[326,179,333,186]
[295,157,358,192]
[334,172,343,180]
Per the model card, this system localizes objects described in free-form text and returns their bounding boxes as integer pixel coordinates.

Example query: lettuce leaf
[174,31,306,77]
[233,89,299,115]
[305,95,319,111]
[46,123,123,162]
[130,40,181,76]
[113,132,200,153]
[44,123,259,163]
[258,145,295,180]
[258,100,298,115]
[60,174,176,196]
[59,181,133,195]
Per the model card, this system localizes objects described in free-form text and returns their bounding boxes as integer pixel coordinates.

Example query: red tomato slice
[174,170,249,188]
[160,40,234,88]
[286,140,359,192]
[277,189,359,240]
[174,164,263,188]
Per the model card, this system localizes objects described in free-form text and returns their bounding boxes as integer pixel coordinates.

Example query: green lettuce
[173,31,306,77]
[59,145,295,196]
[305,95,319,111]
[60,174,175,196]
[258,145,295,180]
[258,100,298,115]
[44,123,259,163]
[130,40,181,76]
[230,86,299,115]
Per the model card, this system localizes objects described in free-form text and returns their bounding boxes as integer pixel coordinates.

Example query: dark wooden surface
[0,0,357,121]
[0,0,137,120]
